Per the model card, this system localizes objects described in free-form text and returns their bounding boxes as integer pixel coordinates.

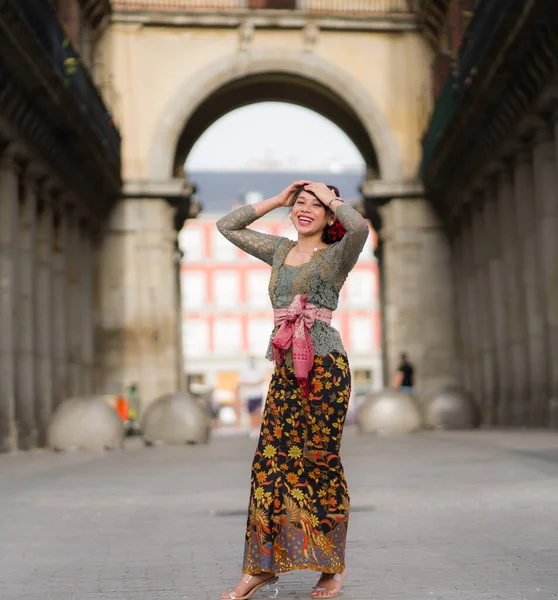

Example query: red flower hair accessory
[325,219,346,242]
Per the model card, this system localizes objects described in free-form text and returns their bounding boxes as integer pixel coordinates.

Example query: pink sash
[272,294,332,397]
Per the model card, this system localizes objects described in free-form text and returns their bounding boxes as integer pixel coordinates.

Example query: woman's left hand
[306,182,337,206]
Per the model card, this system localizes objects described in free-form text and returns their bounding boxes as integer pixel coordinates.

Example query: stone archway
[147,49,403,182]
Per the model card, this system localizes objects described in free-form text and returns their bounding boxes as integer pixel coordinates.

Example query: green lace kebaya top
[216,203,369,360]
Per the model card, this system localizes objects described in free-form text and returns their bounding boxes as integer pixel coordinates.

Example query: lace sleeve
[328,203,370,275]
[216,205,285,266]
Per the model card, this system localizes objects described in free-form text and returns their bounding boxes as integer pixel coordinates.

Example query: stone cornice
[0,65,106,226]
[111,9,419,32]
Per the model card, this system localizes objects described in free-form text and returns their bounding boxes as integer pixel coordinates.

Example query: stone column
[35,194,54,446]
[0,148,20,452]
[501,162,529,426]
[488,176,510,425]
[378,198,458,396]
[451,225,469,392]
[531,128,556,426]
[51,205,68,410]
[15,166,39,449]
[461,207,483,407]
[470,194,497,425]
[514,150,546,426]
[96,198,180,412]
[536,122,558,425]
[66,209,82,397]
[80,225,94,393]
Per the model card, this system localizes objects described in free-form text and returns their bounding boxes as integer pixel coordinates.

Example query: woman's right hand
[274,180,311,207]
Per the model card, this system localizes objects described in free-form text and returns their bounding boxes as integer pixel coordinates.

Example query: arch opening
[173,72,379,178]
[148,50,403,182]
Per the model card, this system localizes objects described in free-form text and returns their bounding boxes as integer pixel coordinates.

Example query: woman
[217,181,369,600]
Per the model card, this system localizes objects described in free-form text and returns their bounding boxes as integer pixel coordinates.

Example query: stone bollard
[421,385,479,429]
[357,388,423,435]
[47,396,124,452]
[140,393,211,446]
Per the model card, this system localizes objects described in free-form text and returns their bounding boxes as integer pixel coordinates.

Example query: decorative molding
[111,9,418,33]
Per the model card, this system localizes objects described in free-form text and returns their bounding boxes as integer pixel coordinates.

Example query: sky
[185,102,365,173]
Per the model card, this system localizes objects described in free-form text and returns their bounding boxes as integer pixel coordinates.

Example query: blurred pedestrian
[393,352,415,396]
[217,180,369,599]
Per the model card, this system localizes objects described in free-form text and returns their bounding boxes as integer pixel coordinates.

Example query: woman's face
[291,190,329,237]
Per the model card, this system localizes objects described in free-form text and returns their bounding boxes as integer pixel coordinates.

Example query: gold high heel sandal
[222,574,279,600]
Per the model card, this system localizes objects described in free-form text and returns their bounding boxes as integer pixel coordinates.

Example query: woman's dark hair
[291,184,341,244]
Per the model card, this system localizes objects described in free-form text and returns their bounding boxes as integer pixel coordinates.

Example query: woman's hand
[274,180,311,207]
[306,182,337,206]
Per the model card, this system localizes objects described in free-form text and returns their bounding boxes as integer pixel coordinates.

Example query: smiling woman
[216,180,369,600]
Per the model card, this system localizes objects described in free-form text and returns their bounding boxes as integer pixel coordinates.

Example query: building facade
[180,210,382,402]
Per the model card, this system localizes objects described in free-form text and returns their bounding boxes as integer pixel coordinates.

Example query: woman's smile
[297,214,314,226]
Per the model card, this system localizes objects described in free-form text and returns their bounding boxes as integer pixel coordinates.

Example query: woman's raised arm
[216,180,311,266]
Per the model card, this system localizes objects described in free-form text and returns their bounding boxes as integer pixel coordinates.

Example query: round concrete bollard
[358,388,423,435]
[140,393,211,446]
[47,396,124,452]
[422,385,479,430]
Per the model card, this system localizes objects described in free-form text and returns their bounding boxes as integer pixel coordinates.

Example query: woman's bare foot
[310,568,347,599]
[221,572,277,600]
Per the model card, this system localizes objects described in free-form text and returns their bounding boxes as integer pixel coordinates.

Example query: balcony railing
[419,0,516,177]
[111,0,416,14]
[14,0,121,172]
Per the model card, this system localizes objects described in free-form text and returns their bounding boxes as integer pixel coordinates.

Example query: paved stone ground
[1,427,558,600]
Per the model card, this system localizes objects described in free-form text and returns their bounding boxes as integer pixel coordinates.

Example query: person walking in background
[393,352,415,396]
[238,356,266,438]
[217,180,369,599]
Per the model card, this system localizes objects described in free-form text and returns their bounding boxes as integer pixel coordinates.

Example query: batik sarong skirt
[242,353,351,575]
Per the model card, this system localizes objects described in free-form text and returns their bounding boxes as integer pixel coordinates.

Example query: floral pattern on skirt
[242,353,351,575]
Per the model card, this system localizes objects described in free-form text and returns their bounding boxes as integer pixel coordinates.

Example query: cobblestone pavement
[1,427,558,600]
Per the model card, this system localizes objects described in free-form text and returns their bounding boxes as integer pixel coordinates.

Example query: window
[213,271,239,307]
[181,272,206,311]
[248,319,271,355]
[180,227,204,262]
[213,228,235,261]
[183,320,210,357]
[349,317,374,353]
[213,318,242,354]
[247,270,270,309]
[345,270,376,308]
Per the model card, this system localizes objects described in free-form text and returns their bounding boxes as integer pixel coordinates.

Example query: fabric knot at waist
[271,294,333,397]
